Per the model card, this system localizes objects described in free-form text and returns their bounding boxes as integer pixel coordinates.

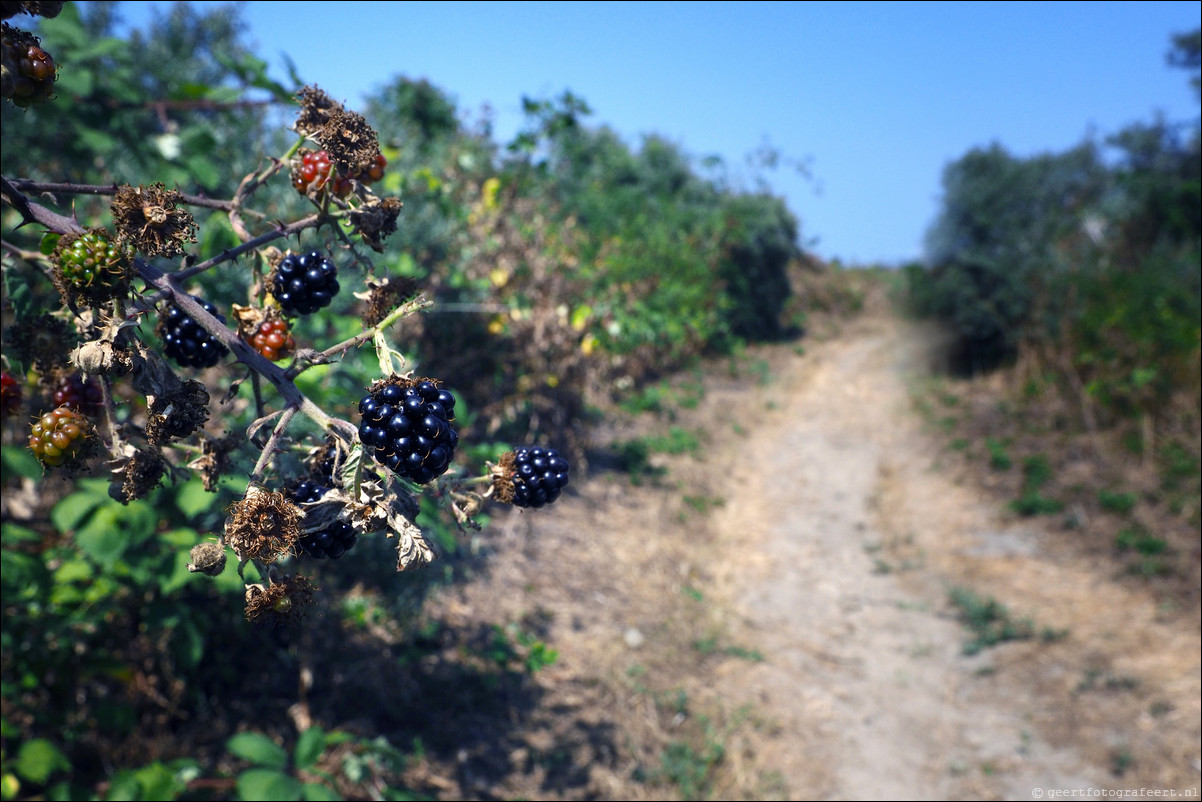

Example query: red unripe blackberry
[248,317,296,361]
[292,149,334,194]
[497,446,570,508]
[287,479,358,558]
[272,251,340,316]
[6,39,57,107]
[28,405,95,467]
[292,149,384,195]
[1,371,21,417]
[358,378,458,484]
[52,373,104,415]
[159,296,230,368]
[361,153,387,184]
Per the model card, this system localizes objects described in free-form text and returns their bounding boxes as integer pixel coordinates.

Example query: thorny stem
[288,294,434,378]
[4,178,251,215]
[172,214,320,282]
[247,406,296,485]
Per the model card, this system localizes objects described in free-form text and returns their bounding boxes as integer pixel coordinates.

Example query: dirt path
[423,291,1201,800]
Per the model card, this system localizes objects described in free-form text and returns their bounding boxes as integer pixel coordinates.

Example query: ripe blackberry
[1,371,21,417]
[159,297,230,368]
[52,373,103,415]
[287,479,358,558]
[247,317,296,361]
[272,251,340,316]
[358,378,458,485]
[496,446,570,508]
[28,405,96,468]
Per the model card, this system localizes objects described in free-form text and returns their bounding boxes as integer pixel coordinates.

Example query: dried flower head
[146,378,209,445]
[109,448,168,504]
[359,276,421,328]
[110,183,198,258]
[349,196,402,252]
[491,451,519,504]
[187,541,227,577]
[317,107,381,178]
[1,2,65,20]
[245,574,316,626]
[190,433,238,492]
[294,84,341,138]
[224,486,301,563]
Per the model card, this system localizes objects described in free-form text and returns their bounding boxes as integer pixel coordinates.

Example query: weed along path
[415,291,1201,800]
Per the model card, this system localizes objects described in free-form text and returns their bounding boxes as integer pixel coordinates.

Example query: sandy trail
[437,293,1200,800]
[705,300,1199,799]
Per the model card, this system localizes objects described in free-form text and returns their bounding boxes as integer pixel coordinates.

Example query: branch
[5,178,239,213]
[1,176,85,235]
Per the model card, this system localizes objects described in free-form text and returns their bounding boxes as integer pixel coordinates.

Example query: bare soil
[397,286,1201,800]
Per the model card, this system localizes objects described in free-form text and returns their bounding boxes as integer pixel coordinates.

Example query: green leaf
[0,550,48,601]
[302,781,343,801]
[50,491,108,534]
[14,738,70,784]
[293,727,326,771]
[53,558,93,584]
[171,617,205,670]
[1,521,42,543]
[74,508,133,568]
[236,768,304,801]
[1,445,42,480]
[53,63,95,97]
[228,732,289,769]
[175,479,217,519]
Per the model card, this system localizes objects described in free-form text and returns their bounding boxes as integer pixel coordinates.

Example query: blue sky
[115,1,1199,266]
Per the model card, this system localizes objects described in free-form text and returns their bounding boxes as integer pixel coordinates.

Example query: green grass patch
[985,437,1012,471]
[1009,454,1063,516]
[947,586,1035,655]
[1098,489,1137,515]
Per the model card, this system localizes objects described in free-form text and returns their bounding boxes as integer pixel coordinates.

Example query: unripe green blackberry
[28,404,97,467]
[51,229,132,307]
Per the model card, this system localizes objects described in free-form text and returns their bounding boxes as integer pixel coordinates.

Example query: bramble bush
[906,28,1201,443]
[1,2,808,797]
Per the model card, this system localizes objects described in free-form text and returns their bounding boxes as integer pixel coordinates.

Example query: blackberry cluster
[1,371,21,417]
[288,479,357,559]
[28,405,94,467]
[272,251,340,316]
[358,379,458,485]
[292,149,387,197]
[159,297,230,368]
[56,230,126,289]
[248,317,295,361]
[52,373,103,415]
[502,446,570,508]
[2,25,57,107]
